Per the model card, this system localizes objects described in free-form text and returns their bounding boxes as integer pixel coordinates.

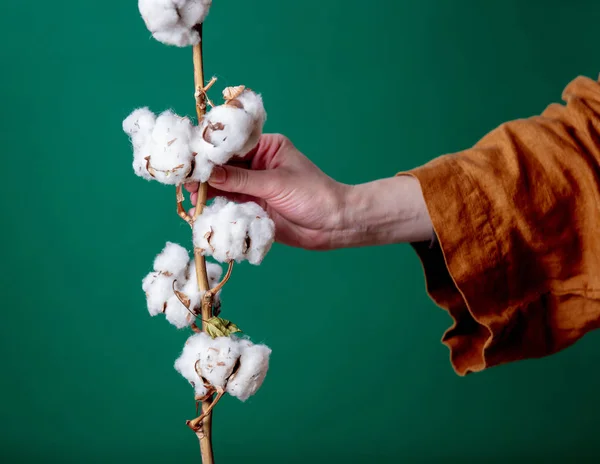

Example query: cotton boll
[142,271,175,316]
[123,107,156,140]
[194,106,256,165]
[174,333,212,397]
[227,90,267,156]
[241,202,276,265]
[143,242,194,322]
[192,197,275,265]
[153,242,190,278]
[226,343,272,402]
[187,150,214,183]
[146,111,196,185]
[164,291,195,329]
[198,336,244,389]
[190,89,267,166]
[123,108,157,181]
[234,90,267,129]
[175,335,272,401]
[123,108,198,184]
[138,0,212,47]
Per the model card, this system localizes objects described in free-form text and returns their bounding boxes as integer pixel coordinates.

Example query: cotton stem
[191,23,215,464]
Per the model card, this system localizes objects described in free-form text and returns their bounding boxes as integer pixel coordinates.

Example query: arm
[334,176,435,248]
[187,74,600,375]
[399,75,600,374]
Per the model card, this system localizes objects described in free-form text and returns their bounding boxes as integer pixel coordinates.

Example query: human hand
[186,134,433,250]
[185,134,350,250]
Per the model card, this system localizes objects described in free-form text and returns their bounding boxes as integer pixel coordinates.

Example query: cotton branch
[190,24,216,464]
[131,5,275,463]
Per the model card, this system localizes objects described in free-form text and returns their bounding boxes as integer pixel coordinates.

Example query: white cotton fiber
[153,242,189,277]
[192,197,275,265]
[174,333,212,397]
[142,271,174,316]
[123,108,215,185]
[226,343,272,402]
[198,336,244,389]
[123,108,157,181]
[143,242,188,317]
[164,291,194,329]
[190,89,267,165]
[188,150,215,183]
[138,0,212,47]
[234,89,267,128]
[174,334,271,401]
[142,243,226,328]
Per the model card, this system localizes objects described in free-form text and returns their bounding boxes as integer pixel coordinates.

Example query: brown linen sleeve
[398,76,600,375]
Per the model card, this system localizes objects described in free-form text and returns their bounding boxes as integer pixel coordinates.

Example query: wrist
[330,175,433,249]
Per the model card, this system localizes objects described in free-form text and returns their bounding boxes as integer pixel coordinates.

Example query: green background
[1,0,599,462]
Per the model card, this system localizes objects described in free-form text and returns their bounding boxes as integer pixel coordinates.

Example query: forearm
[332,175,433,248]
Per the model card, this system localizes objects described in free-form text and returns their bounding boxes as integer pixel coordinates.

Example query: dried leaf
[204,317,242,339]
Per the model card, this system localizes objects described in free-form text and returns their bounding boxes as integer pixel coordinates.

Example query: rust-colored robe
[400,76,600,375]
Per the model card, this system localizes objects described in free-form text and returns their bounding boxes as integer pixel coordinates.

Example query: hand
[185,134,350,250]
[185,134,434,250]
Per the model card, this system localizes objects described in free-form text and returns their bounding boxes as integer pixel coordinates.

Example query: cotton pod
[142,243,224,328]
[192,197,275,265]
[123,108,216,185]
[174,333,272,401]
[190,88,267,165]
[174,332,211,397]
[138,0,212,47]
[142,242,189,315]
[226,342,272,402]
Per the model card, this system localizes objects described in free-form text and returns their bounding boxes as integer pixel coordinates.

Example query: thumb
[208,165,279,199]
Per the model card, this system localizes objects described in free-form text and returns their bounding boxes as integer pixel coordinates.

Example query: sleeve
[398,75,600,376]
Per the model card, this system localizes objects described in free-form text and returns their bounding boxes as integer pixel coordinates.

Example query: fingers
[237,133,291,170]
[184,182,198,193]
[184,133,289,199]
[208,165,280,199]
[190,186,228,204]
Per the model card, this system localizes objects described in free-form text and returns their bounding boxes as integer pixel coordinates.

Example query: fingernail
[209,166,226,184]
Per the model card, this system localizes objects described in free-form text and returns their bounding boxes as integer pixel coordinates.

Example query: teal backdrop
[1,1,599,462]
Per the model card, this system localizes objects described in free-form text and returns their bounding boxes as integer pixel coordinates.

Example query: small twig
[208,260,234,296]
[176,184,193,225]
[191,322,202,333]
[171,281,199,324]
[195,76,218,110]
[187,389,225,431]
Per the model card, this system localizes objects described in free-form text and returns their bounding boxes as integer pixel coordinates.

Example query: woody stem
[191,23,214,464]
